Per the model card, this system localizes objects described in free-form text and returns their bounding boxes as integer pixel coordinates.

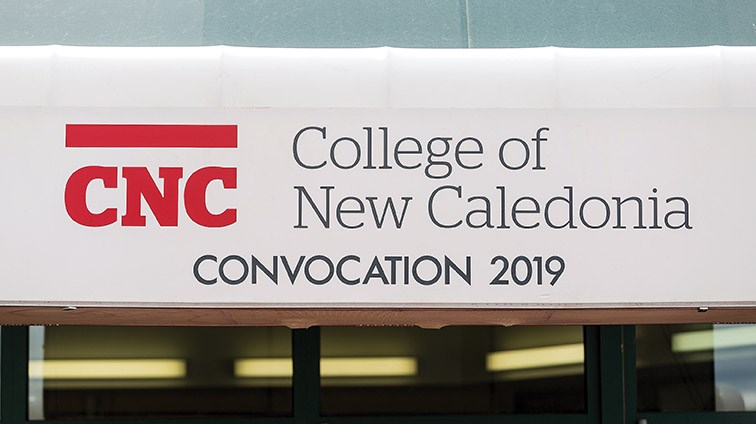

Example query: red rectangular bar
[65,124,237,148]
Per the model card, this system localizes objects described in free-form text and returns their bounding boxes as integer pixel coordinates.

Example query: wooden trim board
[1,307,755,327]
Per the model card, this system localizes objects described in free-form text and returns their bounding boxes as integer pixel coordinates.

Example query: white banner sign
[0,46,755,308]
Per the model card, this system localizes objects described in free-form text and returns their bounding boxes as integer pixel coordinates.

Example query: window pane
[637,324,756,412]
[320,326,585,416]
[29,326,291,419]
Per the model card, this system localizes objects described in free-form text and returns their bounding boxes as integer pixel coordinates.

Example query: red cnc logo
[64,124,238,228]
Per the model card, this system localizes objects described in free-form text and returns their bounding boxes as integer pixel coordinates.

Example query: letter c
[293,126,327,169]
[428,185,463,228]
[193,255,218,285]
[64,166,118,227]
[184,167,237,228]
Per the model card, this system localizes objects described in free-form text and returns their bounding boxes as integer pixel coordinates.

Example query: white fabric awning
[0,45,754,108]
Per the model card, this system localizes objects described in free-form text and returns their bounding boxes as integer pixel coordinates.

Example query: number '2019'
[490,256,565,286]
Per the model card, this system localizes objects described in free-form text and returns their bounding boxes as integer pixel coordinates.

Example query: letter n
[121,167,183,226]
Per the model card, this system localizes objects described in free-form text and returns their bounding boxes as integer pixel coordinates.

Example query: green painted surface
[0,0,754,47]
[468,0,756,47]
[0,327,27,423]
[0,0,205,46]
[203,0,468,47]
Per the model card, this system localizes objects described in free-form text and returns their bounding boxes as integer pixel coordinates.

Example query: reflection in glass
[637,324,756,412]
[320,326,585,416]
[28,326,292,419]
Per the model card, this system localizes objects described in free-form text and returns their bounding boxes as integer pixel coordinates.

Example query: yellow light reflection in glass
[234,357,417,378]
[28,359,186,379]
[486,343,584,372]
[234,358,292,378]
[321,357,417,377]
